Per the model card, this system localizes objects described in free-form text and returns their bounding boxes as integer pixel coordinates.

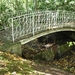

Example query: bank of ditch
[22,34,75,74]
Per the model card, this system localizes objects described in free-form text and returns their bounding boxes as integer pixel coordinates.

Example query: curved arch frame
[20,27,75,45]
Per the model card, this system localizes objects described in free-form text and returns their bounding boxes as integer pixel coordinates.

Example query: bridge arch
[20,27,75,45]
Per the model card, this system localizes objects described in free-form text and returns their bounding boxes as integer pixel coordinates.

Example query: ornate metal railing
[2,10,75,42]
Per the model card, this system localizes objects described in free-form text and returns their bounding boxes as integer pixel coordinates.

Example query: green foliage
[0,0,25,29]
[67,42,75,47]
[1,0,75,14]
[0,0,75,29]
[14,0,24,12]
[37,0,75,11]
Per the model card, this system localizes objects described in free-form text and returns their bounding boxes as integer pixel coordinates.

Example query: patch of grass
[0,70,8,75]
[0,51,34,75]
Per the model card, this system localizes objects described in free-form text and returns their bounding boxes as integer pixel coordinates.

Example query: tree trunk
[34,0,38,11]
[26,0,28,12]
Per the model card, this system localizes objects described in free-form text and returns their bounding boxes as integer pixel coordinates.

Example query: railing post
[19,16,21,37]
[11,18,15,42]
[32,13,35,35]
[45,12,49,28]
[48,12,51,29]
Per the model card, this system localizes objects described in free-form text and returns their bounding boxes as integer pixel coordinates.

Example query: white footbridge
[4,10,75,44]
[0,10,75,55]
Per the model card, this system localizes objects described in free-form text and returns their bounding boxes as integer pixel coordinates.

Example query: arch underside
[20,27,75,45]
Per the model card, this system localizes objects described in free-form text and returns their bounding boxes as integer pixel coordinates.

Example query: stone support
[8,43,22,56]
[0,41,22,56]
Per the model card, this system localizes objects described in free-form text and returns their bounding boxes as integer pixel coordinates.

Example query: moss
[41,49,54,61]
[59,44,71,56]
[35,49,55,61]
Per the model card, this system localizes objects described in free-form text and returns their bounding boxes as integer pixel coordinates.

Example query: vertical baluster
[65,12,67,26]
[37,13,38,26]
[56,11,58,27]
[40,13,41,28]
[26,15,28,34]
[57,13,60,27]
[35,15,37,32]
[39,13,41,30]
[22,15,25,36]
[30,15,31,33]
[52,12,54,27]
[63,12,65,27]
[61,13,63,26]
[72,12,74,27]
[55,12,57,27]
[31,14,33,33]
[28,15,30,34]
[27,15,29,34]
[44,12,45,25]
[63,12,65,26]
[29,15,30,33]
[21,15,24,36]
[66,12,68,25]
[52,12,55,27]
[41,13,42,30]
[57,11,59,27]
[64,12,65,26]
[37,14,39,31]
[73,12,75,26]
[46,12,47,26]
[41,12,43,30]
[71,12,74,27]
[55,12,56,27]
[42,13,44,29]
[46,12,49,29]
[30,14,32,33]
[41,13,43,29]
[11,18,14,42]
[48,12,50,30]
[74,12,75,26]
[32,13,35,35]
[14,18,18,38]
[61,13,63,27]
[51,12,52,29]
[60,13,62,26]
[19,17,21,37]
[63,13,64,27]
[44,12,46,29]
[60,12,61,26]
[60,13,61,26]
[66,12,68,23]
[53,13,55,26]
[39,13,41,31]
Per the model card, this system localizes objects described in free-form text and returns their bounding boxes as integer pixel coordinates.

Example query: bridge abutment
[0,39,22,56]
[8,42,22,56]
